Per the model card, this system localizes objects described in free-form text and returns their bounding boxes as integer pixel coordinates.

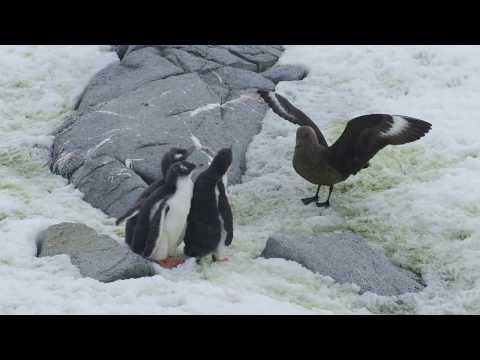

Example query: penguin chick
[183,148,234,263]
[126,160,198,269]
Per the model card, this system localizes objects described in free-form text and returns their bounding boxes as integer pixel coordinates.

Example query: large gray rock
[51,45,302,218]
[37,223,155,282]
[261,232,424,296]
[75,47,183,112]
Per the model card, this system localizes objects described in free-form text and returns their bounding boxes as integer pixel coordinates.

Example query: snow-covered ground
[1,45,480,314]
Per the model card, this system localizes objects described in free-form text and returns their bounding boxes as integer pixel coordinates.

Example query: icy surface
[1,45,480,314]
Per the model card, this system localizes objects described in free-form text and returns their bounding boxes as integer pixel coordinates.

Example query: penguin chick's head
[296,126,319,146]
[161,146,196,177]
[164,161,196,185]
[210,147,233,176]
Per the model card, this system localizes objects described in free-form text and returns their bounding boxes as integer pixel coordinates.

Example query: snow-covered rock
[49,45,305,218]
[261,232,424,296]
[37,222,155,282]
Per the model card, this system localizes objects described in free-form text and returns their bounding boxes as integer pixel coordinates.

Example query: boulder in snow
[261,232,424,296]
[37,223,155,282]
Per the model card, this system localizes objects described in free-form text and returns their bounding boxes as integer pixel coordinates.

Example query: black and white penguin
[183,148,234,262]
[127,160,198,268]
[115,146,196,226]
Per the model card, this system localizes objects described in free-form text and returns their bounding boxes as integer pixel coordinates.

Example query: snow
[1,45,480,314]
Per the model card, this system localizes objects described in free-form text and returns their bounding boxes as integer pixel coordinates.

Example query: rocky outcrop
[50,45,307,218]
[37,223,155,282]
[261,232,424,296]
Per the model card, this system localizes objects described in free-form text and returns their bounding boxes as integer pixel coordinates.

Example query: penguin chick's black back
[183,148,233,258]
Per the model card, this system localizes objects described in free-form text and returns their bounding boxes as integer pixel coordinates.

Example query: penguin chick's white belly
[214,185,227,257]
[150,176,194,261]
[215,215,227,257]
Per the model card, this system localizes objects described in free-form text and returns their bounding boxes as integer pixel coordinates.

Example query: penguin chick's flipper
[130,187,171,256]
[116,181,166,226]
[124,216,138,247]
[116,204,141,226]
[115,175,168,226]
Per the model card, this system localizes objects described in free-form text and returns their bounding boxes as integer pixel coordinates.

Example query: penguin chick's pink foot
[212,255,229,262]
[157,257,185,269]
